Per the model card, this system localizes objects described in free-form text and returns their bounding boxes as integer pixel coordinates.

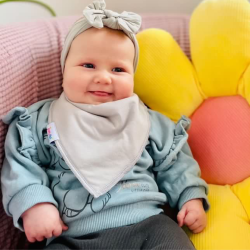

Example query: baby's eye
[112,67,124,72]
[83,63,95,68]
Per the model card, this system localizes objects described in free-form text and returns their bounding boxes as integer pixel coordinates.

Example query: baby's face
[62,27,135,104]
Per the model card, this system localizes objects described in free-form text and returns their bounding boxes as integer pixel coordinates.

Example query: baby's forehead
[74,27,131,43]
[70,27,135,53]
[65,27,135,66]
[62,26,138,72]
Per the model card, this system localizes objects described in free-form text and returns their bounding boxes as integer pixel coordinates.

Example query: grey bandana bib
[49,93,150,198]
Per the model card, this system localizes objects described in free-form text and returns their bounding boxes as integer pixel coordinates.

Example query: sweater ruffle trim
[154,115,190,170]
[3,107,41,165]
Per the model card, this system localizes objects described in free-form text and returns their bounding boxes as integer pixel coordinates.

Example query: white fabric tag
[47,122,60,143]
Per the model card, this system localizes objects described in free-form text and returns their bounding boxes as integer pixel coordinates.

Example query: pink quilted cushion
[188,95,250,185]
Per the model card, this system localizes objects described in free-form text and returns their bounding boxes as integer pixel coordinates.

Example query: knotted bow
[60,0,141,73]
[83,0,141,35]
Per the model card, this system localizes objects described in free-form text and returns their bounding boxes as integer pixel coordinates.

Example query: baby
[1,1,209,249]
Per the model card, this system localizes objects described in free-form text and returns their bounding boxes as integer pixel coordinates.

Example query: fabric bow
[60,0,141,73]
[83,0,141,35]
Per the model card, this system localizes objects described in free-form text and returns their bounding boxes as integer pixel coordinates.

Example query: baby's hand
[21,202,68,242]
[177,198,207,234]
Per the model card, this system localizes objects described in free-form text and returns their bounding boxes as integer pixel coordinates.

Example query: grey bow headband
[60,0,142,73]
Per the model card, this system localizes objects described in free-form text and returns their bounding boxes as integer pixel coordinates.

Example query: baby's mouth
[89,91,112,97]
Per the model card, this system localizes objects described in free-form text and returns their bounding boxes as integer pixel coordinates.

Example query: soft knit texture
[1,99,209,243]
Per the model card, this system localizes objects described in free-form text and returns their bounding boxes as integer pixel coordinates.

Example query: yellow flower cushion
[134,0,250,249]
[135,28,203,122]
[188,179,250,250]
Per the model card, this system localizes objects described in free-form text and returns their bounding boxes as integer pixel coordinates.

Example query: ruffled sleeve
[3,107,42,165]
[148,110,209,211]
[1,101,57,231]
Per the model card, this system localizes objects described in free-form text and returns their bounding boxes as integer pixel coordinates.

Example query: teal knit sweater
[1,99,209,240]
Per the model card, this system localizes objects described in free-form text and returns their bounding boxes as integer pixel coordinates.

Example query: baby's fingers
[26,234,36,243]
[36,236,45,242]
[183,211,197,227]
[53,219,68,237]
[61,222,68,231]
[52,227,63,237]
[177,208,186,227]
[25,229,41,243]
[192,224,205,234]
[44,232,53,239]
[187,219,200,231]
[185,213,206,233]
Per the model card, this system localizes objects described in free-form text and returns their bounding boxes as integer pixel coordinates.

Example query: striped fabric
[0,14,190,249]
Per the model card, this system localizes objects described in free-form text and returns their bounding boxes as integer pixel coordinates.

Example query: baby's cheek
[116,80,134,100]
[62,77,84,103]
[63,77,83,98]
[118,88,133,100]
[66,77,83,91]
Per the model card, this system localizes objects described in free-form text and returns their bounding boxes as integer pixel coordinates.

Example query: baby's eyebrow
[78,57,95,62]
[112,60,132,67]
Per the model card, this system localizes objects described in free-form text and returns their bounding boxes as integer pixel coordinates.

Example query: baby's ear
[134,28,203,122]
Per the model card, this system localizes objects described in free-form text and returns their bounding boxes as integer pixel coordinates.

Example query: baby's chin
[66,94,114,105]
[66,93,134,105]
[84,93,134,105]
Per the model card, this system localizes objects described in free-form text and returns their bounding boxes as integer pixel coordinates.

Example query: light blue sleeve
[148,110,209,211]
[1,102,58,231]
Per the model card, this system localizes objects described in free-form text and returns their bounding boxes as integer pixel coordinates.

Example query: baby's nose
[94,71,112,85]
